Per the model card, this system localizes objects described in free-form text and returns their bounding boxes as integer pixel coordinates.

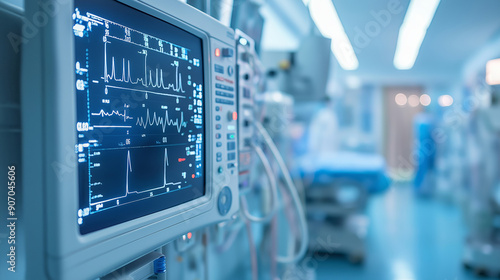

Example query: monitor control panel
[235,30,256,191]
[21,0,240,278]
[211,40,238,210]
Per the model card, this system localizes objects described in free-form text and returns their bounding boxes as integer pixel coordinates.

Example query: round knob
[218,187,232,216]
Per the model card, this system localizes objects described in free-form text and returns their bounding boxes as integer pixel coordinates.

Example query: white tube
[239,144,279,223]
[242,199,259,280]
[255,121,309,264]
[216,219,244,253]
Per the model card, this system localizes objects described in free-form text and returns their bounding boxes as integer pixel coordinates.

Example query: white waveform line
[126,148,182,195]
[93,125,132,128]
[135,109,187,133]
[163,148,168,186]
[125,149,133,194]
[91,148,181,206]
[91,109,133,122]
[103,42,185,93]
[105,85,185,99]
[147,62,185,93]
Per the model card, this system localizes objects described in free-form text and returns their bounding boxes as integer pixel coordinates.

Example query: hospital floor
[315,183,497,280]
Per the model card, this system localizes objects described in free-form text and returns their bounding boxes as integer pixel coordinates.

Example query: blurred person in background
[413,109,436,195]
[308,96,339,155]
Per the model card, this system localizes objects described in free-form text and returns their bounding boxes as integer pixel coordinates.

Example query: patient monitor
[21,0,238,278]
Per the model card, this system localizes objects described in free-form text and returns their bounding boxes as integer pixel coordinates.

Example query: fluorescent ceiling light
[394,0,441,70]
[309,0,359,70]
[486,58,500,85]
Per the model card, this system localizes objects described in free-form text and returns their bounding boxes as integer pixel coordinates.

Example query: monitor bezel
[73,0,210,235]
[44,0,215,258]
[22,0,238,278]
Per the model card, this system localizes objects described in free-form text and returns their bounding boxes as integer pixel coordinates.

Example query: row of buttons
[214,64,235,76]
[216,83,234,92]
[215,98,234,105]
[214,133,236,140]
[215,48,234,58]
[216,90,234,98]
[216,152,236,162]
[213,55,237,167]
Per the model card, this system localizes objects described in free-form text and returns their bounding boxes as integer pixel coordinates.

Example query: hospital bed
[296,152,391,263]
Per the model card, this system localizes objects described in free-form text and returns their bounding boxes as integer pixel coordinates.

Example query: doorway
[384,87,423,179]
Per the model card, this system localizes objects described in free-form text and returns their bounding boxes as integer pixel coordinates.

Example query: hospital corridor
[317,185,473,280]
[1,0,500,279]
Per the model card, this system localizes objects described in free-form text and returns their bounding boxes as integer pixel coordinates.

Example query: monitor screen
[73,0,205,234]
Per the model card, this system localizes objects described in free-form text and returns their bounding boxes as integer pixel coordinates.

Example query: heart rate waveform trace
[73,0,205,234]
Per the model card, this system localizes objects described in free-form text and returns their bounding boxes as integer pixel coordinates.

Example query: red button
[215,48,221,57]
[232,111,238,121]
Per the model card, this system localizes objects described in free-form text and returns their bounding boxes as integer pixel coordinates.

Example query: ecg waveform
[76,5,205,220]
[135,109,187,133]
[91,109,133,122]
[91,148,183,206]
[103,42,185,93]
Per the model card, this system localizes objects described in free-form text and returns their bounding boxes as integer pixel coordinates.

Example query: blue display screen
[73,0,205,234]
